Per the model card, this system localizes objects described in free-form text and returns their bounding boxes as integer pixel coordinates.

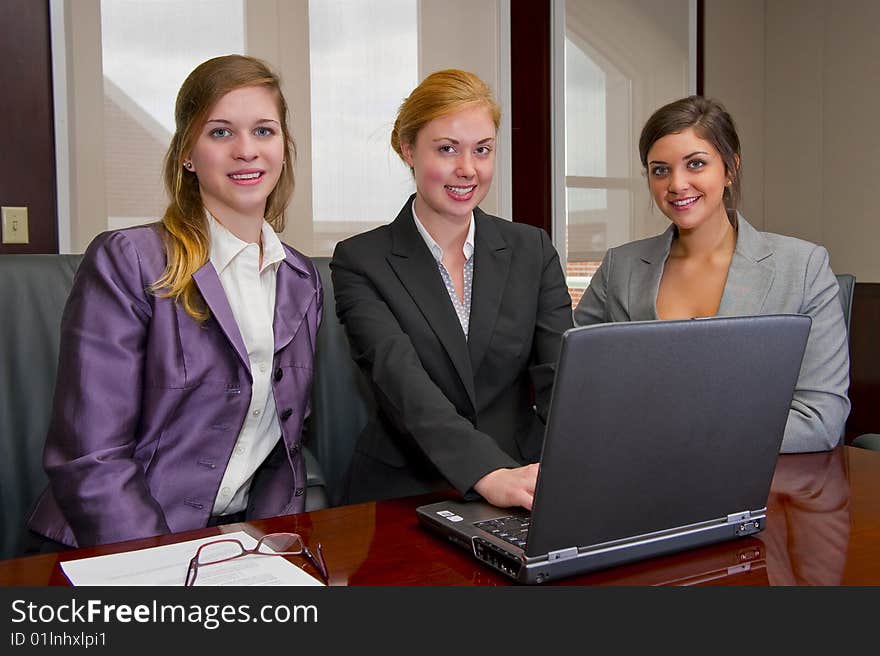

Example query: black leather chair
[852,433,880,450]
[836,273,855,333]
[0,255,81,559]
[309,258,372,506]
[834,273,855,447]
[842,271,880,451]
[0,253,334,559]
[833,273,880,452]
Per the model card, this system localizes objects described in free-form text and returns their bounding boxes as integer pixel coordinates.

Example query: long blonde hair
[154,54,296,321]
[391,69,501,170]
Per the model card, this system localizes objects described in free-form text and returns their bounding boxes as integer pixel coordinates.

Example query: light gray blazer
[574,216,850,453]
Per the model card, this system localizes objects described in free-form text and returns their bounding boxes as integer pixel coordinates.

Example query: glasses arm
[302,543,328,582]
[185,556,200,587]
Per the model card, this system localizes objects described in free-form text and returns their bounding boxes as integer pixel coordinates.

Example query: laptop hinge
[547,547,578,562]
[726,510,763,536]
[726,511,752,524]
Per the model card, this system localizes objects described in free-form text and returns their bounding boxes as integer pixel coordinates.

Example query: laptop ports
[473,537,522,578]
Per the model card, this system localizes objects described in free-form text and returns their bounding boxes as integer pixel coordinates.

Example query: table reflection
[761,448,851,585]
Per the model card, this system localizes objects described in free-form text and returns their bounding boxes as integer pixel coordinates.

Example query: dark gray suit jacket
[574,216,850,453]
[330,198,573,503]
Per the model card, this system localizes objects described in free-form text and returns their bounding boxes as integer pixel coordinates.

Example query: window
[308,0,417,255]
[58,0,508,254]
[557,0,694,305]
[101,0,245,230]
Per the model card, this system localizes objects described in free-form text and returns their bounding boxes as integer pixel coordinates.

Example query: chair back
[308,258,372,506]
[835,273,855,333]
[834,273,856,447]
[0,254,82,558]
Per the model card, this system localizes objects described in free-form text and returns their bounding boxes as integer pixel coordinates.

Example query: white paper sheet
[59,531,325,586]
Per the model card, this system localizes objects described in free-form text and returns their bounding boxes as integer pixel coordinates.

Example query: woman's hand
[473,463,540,510]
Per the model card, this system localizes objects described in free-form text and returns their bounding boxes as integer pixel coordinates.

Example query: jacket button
[280,408,293,421]
[288,444,300,457]
[294,487,305,497]
[274,368,283,381]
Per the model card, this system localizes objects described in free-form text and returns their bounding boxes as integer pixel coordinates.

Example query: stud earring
[183,161,193,170]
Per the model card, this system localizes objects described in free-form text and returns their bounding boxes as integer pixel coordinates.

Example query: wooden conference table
[2,445,879,586]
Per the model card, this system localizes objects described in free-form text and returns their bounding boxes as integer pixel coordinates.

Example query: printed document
[59,531,325,586]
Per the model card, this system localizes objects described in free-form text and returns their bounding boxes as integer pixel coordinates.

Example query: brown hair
[639,95,741,220]
[154,54,296,321]
[391,69,501,168]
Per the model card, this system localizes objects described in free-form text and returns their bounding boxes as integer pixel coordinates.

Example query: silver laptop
[417,315,811,584]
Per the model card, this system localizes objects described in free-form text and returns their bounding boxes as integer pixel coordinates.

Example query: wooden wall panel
[509,0,552,234]
[846,283,880,442]
[0,0,57,254]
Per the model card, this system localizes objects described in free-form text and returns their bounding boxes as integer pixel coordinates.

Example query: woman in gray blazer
[574,96,849,453]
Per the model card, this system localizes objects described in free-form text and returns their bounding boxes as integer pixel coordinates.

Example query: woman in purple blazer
[27,55,322,549]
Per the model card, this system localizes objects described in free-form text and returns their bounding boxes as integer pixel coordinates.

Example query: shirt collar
[411,200,475,262]
[207,211,286,274]
[259,221,286,270]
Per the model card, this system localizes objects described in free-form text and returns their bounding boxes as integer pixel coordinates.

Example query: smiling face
[401,104,496,226]
[186,85,285,228]
[646,127,733,232]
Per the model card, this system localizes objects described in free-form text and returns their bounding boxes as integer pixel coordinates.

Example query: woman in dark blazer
[331,70,572,509]
[27,55,321,549]
[574,96,849,452]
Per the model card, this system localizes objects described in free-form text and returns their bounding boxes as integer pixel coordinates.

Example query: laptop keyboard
[474,516,530,548]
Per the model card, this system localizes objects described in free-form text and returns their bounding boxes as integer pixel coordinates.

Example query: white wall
[59,0,107,254]
[702,0,765,230]
[419,0,508,219]
[704,0,880,282]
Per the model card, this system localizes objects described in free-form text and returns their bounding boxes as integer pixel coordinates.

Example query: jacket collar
[387,196,510,409]
[718,213,775,315]
[629,213,775,319]
[193,244,317,373]
[467,208,510,377]
[273,246,319,353]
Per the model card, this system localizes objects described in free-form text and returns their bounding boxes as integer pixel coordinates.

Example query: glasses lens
[256,533,303,555]
[197,540,245,565]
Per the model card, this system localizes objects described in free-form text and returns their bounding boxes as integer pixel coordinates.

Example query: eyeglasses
[184,532,328,586]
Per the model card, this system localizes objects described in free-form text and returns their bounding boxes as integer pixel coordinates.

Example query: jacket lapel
[627,227,674,320]
[467,210,511,374]
[192,262,250,372]
[273,248,318,353]
[718,215,774,316]
[386,199,476,407]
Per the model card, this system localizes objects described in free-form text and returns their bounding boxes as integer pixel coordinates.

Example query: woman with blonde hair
[331,69,572,508]
[28,55,323,552]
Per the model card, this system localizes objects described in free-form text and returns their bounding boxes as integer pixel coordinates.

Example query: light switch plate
[2,206,29,244]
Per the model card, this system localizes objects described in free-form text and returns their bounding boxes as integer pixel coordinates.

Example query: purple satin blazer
[27,223,322,547]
